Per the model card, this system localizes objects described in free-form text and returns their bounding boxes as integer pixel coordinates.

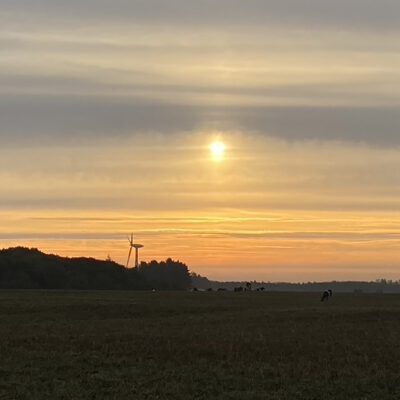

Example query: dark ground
[0,291,399,399]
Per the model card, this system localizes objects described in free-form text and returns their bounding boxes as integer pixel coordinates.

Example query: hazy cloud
[1,92,400,146]
[3,0,400,32]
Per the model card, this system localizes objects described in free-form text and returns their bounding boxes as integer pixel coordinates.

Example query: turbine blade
[126,246,133,268]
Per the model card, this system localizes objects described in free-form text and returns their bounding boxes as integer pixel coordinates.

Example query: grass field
[0,291,399,399]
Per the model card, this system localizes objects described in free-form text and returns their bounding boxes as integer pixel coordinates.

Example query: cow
[321,289,333,302]
[234,286,244,292]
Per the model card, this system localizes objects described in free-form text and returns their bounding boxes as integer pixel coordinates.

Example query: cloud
[2,1,400,148]
[0,133,399,213]
[3,0,400,32]
[1,91,400,146]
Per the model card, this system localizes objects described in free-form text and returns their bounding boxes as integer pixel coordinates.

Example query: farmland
[0,291,399,399]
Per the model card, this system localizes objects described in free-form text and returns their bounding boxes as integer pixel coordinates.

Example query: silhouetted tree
[0,248,190,290]
[137,258,191,290]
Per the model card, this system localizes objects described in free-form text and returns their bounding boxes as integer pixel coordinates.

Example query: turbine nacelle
[126,233,144,268]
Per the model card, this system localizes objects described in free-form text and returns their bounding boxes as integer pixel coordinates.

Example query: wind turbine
[126,233,144,268]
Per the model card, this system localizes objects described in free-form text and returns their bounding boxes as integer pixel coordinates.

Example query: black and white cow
[321,289,333,302]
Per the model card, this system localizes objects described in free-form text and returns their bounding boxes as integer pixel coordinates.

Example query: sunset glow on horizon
[1,0,400,281]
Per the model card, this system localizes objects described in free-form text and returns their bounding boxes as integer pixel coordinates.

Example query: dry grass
[0,291,399,399]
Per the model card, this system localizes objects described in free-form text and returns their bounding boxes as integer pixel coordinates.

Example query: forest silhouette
[0,247,191,290]
[1,247,400,293]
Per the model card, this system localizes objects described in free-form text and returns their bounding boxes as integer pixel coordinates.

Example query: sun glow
[210,142,226,161]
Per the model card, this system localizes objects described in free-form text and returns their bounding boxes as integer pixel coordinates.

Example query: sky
[1,0,400,281]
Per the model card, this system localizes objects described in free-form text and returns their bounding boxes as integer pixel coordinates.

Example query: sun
[210,142,226,161]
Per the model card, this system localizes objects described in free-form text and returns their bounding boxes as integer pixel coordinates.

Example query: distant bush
[0,247,191,290]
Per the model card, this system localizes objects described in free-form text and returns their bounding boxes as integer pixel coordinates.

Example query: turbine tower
[126,233,144,268]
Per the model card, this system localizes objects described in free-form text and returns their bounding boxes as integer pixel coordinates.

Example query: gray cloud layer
[1,93,400,146]
[2,0,400,147]
[3,0,400,31]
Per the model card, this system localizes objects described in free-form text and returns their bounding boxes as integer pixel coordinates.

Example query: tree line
[0,247,191,290]
[2,247,398,293]
[191,273,400,293]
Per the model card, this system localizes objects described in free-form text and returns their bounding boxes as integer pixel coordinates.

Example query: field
[0,291,399,399]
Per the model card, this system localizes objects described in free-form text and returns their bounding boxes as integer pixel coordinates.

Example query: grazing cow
[321,289,333,302]
[234,286,244,292]
[256,287,265,292]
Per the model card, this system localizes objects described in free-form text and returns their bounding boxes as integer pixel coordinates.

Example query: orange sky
[1,134,400,281]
